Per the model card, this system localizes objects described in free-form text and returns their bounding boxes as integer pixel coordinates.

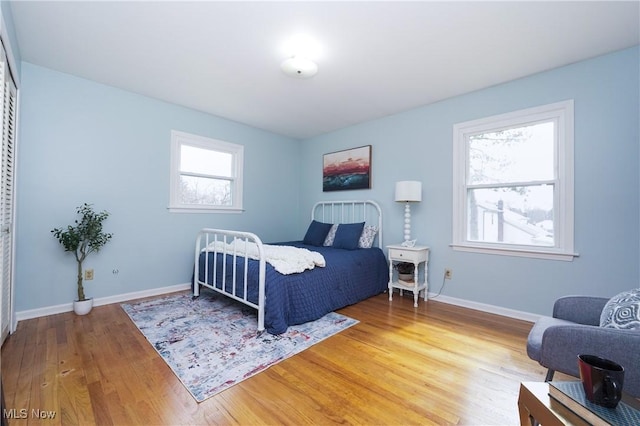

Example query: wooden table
[518,382,590,426]
[518,381,640,426]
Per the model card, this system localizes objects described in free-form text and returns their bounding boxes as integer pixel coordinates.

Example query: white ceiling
[9,1,640,140]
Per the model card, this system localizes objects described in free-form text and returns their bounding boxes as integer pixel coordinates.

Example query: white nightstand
[387,244,430,307]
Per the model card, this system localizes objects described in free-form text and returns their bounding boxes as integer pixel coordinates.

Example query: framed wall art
[323,145,371,191]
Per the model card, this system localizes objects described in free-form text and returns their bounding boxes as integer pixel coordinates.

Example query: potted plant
[395,262,415,282]
[51,203,113,315]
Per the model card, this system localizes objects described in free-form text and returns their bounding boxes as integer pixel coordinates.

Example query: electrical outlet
[84,269,94,280]
[444,268,452,280]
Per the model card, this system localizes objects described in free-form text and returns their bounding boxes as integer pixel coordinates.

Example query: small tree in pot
[51,203,113,314]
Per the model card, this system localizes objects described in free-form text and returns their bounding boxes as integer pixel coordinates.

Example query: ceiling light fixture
[281,34,321,79]
[281,55,318,78]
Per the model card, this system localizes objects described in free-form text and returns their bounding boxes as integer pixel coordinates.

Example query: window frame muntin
[169,130,244,213]
[452,100,576,261]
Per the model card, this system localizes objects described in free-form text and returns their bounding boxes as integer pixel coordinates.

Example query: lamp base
[403,202,414,245]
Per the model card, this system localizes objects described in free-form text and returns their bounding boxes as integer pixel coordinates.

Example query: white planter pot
[73,298,93,315]
[398,273,414,282]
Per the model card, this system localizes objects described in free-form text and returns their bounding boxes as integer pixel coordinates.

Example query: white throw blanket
[205,239,325,275]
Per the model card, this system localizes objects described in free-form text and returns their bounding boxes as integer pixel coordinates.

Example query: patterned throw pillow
[600,288,640,329]
[358,225,378,248]
[324,224,378,248]
[323,224,338,246]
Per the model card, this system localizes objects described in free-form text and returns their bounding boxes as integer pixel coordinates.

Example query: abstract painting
[323,145,371,191]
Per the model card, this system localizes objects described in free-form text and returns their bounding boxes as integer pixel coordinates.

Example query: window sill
[450,243,578,262]
[168,206,244,214]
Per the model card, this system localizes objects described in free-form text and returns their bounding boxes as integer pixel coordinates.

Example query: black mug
[578,354,625,408]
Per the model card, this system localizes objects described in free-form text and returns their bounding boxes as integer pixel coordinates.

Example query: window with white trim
[169,130,244,213]
[452,100,576,261]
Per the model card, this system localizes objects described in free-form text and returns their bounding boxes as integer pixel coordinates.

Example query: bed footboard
[194,228,267,332]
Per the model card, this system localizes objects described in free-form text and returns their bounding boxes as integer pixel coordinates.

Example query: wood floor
[1,291,565,425]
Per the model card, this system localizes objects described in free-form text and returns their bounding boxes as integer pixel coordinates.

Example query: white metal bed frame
[193,200,383,332]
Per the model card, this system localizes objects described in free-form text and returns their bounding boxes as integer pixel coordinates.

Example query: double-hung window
[452,100,576,261]
[169,130,244,213]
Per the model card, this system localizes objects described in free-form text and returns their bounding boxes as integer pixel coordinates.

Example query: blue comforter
[197,241,388,334]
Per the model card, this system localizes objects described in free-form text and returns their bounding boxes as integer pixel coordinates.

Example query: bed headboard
[311,200,383,248]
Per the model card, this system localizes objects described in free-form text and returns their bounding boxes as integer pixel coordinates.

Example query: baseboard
[427,293,541,323]
[14,282,192,324]
[14,284,540,327]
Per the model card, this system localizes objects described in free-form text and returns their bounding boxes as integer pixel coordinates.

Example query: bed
[193,200,388,334]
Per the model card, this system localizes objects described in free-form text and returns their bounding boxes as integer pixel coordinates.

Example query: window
[169,130,244,213]
[452,100,576,261]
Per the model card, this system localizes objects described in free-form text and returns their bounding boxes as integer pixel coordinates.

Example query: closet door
[0,44,16,344]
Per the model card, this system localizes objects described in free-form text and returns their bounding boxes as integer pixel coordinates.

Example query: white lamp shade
[395,181,422,202]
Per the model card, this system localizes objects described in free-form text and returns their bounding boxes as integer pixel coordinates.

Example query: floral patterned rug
[121,291,358,402]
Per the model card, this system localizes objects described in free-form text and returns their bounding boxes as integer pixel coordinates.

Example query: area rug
[121,291,358,402]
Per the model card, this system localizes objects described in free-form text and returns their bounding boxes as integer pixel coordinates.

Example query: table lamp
[395,181,422,247]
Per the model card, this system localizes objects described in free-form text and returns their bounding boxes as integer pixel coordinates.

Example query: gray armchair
[527,295,640,398]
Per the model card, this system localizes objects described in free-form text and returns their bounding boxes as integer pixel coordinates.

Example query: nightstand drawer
[388,248,427,263]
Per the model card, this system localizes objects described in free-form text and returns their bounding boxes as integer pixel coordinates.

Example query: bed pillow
[303,220,333,246]
[332,222,365,250]
[358,225,378,248]
[323,224,338,246]
[600,288,640,329]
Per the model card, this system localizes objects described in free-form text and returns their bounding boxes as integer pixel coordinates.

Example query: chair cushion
[600,288,640,329]
[526,316,576,362]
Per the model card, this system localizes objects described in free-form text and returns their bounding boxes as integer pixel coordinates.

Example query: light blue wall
[15,63,300,311]
[0,1,21,77]
[14,46,640,317]
[300,46,640,316]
